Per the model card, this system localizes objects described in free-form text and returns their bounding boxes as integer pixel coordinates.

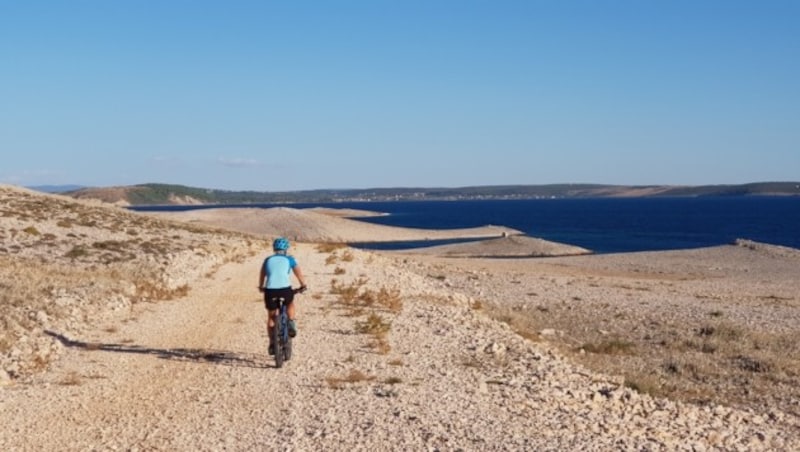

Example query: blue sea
[133,197,800,254]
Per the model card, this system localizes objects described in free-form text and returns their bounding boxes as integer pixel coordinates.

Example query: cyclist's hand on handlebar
[258,286,264,293]
[297,285,308,294]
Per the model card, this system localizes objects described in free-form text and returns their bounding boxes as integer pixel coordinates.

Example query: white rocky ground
[1,243,797,450]
[2,188,798,450]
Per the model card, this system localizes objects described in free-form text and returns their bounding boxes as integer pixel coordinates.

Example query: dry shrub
[697,322,743,340]
[624,375,664,398]
[316,243,348,253]
[135,282,190,302]
[355,313,391,337]
[325,369,375,389]
[461,357,484,369]
[733,355,771,373]
[580,339,636,355]
[341,250,355,262]
[0,336,12,354]
[60,371,82,386]
[334,266,346,275]
[368,336,392,355]
[325,254,338,266]
[23,226,40,235]
[488,307,543,343]
[64,246,89,259]
[375,287,403,312]
[330,278,368,305]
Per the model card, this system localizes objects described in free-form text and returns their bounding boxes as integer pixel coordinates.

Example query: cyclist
[258,237,307,355]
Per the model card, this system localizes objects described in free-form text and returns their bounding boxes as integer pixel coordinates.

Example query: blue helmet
[273,237,290,251]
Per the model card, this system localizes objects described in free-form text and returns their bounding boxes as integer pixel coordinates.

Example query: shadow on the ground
[45,330,269,369]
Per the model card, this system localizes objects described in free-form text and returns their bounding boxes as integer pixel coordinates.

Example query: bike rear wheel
[272,322,284,368]
[284,335,292,361]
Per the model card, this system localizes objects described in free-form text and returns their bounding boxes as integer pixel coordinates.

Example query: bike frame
[269,287,304,368]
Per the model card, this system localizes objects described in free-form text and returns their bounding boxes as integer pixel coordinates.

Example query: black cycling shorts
[264,287,294,311]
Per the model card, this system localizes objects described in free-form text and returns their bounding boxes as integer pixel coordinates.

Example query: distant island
[59,182,800,206]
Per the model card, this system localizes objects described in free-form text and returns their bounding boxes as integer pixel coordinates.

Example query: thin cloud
[216,157,262,168]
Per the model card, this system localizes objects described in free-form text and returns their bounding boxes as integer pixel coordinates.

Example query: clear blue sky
[1,1,798,191]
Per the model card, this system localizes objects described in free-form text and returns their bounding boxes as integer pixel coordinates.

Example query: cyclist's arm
[258,265,266,291]
[292,265,307,288]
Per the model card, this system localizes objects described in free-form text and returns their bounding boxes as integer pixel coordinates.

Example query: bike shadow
[45,330,270,369]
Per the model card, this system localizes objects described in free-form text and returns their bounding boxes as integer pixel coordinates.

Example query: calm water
[132,197,800,254]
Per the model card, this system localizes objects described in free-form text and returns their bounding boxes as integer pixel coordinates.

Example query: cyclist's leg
[283,290,297,336]
[264,290,282,349]
[267,308,278,330]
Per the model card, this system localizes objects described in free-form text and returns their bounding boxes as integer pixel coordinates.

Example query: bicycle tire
[272,320,284,368]
[284,334,292,361]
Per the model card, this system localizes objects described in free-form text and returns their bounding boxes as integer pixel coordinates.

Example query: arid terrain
[2,184,799,450]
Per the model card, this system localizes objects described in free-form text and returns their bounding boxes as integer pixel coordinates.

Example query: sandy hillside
[2,186,799,450]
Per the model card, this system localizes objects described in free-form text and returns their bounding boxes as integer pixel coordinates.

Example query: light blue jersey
[263,254,297,289]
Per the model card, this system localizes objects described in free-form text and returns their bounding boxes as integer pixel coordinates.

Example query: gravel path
[2,242,797,451]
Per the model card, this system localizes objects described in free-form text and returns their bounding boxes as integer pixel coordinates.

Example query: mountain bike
[270,287,305,368]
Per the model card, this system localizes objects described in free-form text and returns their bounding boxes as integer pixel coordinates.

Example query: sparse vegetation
[375,287,403,313]
[579,339,635,355]
[355,313,392,336]
[315,242,348,253]
[23,226,40,235]
[59,371,82,386]
[482,278,800,418]
[624,377,662,397]
[325,369,376,389]
[0,185,258,380]
[330,278,366,305]
[329,268,403,360]
[65,246,90,259]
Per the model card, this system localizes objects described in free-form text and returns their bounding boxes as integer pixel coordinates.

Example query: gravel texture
[2,245,798,451]
[2,188,798,451]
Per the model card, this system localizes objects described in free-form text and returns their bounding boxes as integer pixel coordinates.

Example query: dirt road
[3,245,354,450]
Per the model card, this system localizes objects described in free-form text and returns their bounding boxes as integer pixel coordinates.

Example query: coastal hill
[63,181,800,205]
